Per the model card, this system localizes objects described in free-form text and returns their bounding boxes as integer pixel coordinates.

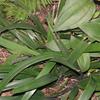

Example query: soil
[0,48,10,64]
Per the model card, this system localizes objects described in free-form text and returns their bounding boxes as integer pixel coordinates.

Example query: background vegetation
[0,0,100,100]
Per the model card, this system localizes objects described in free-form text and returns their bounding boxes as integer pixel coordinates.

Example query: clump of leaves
[0,0,100,100]
[0,0,52,20]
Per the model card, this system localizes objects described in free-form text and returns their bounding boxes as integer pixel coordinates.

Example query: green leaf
[57,0,66,14]
[77,53,90,72]
[54,0,95,31]
[46,39,70,51]
[86,42,100,52]
[12,73,58,94]
[0,91,45,100]
[21,62,56,100]
[67,40,89,64]
[21,91,46,100]
[0,61,40,78]
[92,74,100,91]
[70,36,81,49]
[79,75,100,91]
[30,15,47,38]
[0,22,35,33]
[0,96,22,100]
[0,73,6,79]
[51,40,89,72]
[0,37,39,55]
[69,86,78,100]
[46,40,60,51]
[21,90,36,100]
[80,18,100,41]
[79,77,95,100]
[13,30,40,49]
[30,90,46,100]
[0,51,59,92]
[4,78,34,91]
[36,62,56,79]
[51,56,79,72]
[70,36,100,53]
[91,61,100,69]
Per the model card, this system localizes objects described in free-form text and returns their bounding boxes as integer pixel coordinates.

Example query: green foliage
[80,18,100,41]
[0,0,100,100]
[54,0,95,31]
[77,53,90,72]
[0,0,52,20]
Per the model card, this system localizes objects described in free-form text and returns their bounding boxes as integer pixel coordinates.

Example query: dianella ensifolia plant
[0,0,100,100]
